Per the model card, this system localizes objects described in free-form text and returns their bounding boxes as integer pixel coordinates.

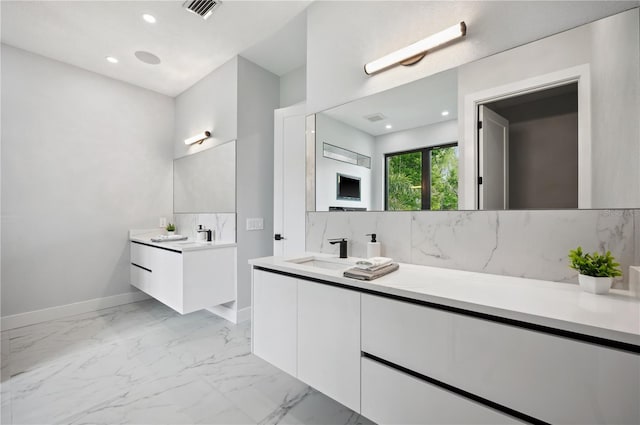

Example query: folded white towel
[150,235,188,242]
[355,257,393,270]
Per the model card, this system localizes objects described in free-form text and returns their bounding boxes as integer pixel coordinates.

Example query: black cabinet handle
[131,263,152,273]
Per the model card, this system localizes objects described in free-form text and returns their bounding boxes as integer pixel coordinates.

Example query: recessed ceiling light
[105,56,119,64]
[385,124,393,129]
[142,14,156,24]
[441,110,450,116]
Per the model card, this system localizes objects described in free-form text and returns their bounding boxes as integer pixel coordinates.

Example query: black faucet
[329,238,348,258]
[197,226,213,242]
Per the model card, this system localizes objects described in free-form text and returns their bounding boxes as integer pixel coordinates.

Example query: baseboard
[206,304,251,324]
[1,291,150,331]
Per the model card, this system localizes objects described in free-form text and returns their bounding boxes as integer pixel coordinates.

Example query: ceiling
[322,68,458,137]
[1,1,310,97]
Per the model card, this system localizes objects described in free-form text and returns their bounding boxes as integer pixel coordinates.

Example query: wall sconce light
[184,131,211,145]
[364,21,467,75]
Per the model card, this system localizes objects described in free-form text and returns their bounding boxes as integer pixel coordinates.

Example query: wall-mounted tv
[336,173,361,201]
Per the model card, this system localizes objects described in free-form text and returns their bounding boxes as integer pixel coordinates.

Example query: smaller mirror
[174,140,236,213]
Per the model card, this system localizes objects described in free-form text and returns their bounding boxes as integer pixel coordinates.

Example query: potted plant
[568,247,622,294]
[166,223,176,236]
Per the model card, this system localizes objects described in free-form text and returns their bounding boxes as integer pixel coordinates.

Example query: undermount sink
[175,241,209,246]
[286,255,356,271]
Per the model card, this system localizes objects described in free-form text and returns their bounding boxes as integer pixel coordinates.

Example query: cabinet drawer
[130,262,152,291]
[131,242,155,270]
[361,357,519,424]
[362,294,640,424]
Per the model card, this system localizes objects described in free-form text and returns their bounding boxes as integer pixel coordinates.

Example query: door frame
[461,64,591,209]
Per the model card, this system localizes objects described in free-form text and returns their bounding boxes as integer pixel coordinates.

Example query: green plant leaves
[568,246,622,278]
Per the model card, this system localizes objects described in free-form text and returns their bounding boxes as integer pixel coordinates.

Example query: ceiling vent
[182,0,221,20]
[364,113,386,122]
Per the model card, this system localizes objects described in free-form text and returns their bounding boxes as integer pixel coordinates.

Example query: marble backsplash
[174,213,236,242]
[306,209,639,286]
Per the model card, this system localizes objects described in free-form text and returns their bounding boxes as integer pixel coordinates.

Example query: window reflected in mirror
[385,144,458,211]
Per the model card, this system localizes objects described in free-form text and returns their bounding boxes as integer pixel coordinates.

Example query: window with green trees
[385,144,458,211]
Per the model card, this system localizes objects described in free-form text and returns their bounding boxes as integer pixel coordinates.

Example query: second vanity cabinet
[251,266,640,425]
[130,241,236,314]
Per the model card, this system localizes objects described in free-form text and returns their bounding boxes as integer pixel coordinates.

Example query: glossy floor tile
[0,300,373,425]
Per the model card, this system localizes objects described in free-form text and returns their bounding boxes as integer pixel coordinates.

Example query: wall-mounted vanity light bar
[184,131,211,145]
[364,21,467,75]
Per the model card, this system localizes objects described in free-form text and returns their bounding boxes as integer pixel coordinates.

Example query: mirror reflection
[174,140,236,213]
[310,8,639,212]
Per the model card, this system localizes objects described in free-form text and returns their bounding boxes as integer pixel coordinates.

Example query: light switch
[246,218,264,231]
[159,217,167,228]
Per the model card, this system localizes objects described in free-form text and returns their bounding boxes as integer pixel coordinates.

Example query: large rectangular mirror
[308,8,639,211]
[174,140,236,213]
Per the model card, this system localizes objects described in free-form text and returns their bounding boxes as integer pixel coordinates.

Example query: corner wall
[236,57,280,310]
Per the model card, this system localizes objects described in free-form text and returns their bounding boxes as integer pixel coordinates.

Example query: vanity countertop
[250,253,640,347]
[129,229,236,252]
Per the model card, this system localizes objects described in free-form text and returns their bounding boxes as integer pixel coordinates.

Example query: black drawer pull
[131,262,152,273]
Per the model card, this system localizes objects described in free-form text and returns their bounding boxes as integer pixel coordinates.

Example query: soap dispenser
[366,233,381,258]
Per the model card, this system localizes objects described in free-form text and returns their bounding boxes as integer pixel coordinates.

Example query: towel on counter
[344,262,399,281]
[150,235,188,242]
[354,257,394,271]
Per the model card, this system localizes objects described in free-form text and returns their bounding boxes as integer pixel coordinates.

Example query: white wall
[315,113,374,211]
[1,45,174,317]
[236,57,279,310]
[371,120,458,210]
[306,1,637,113]
[280,65,306,108]
[173,57,238,158]
[457,8,640,208]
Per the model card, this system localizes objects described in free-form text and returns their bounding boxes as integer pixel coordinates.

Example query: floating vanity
[250,254,640,425]
[129,230,236,314]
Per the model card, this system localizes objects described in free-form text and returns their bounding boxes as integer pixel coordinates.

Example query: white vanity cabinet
[251,269,361,413]
[250,261,640,424]
[130,241,235,314]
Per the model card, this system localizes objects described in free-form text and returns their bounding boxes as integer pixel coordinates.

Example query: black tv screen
[337,173,361,201]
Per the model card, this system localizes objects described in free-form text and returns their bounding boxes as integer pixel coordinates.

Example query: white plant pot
[167,231,175,236]
[578,274,612,294]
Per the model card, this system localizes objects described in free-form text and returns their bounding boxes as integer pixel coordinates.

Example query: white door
[274,103,306,256]
[478,105,509,210]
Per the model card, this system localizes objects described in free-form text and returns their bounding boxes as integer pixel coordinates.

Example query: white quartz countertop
[249,253,640,347]
[129,229,236,252]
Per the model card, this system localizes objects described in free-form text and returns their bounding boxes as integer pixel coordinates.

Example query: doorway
[462,64,591,210]
[479,83,579,209]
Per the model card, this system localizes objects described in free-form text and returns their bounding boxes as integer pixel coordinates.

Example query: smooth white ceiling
[322,68,458,137]
[1,1,310,96]
[241,10,307,76]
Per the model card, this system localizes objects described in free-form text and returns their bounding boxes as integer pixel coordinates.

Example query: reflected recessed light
[385,124,393,129]
[105,56,119,64]
[441,110,450,116]
[142,14,156,23]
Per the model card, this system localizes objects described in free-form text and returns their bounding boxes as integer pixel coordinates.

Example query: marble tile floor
[0,300,373,425]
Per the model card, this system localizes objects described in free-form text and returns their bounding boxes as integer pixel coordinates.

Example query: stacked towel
[344,259,399,281]
[150,235,188,242]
